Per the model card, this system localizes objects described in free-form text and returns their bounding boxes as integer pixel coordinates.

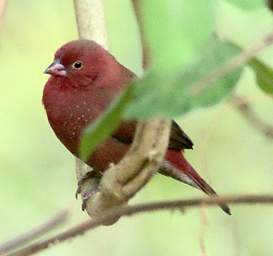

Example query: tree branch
[73,0,109,219]
[132,0,150,68]
[73,0,171,222]
[6,195,273,256]
[0,209,69,255]
[84,120,171,223]
[230,95,273,139]
[191,29,273,94]
[73,0,107,47]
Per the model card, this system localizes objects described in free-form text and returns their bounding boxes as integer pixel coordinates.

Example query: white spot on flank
[76,105,80,108]
[87,108,91,112]
[83,101,87,105]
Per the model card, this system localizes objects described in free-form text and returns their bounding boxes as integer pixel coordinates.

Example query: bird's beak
[44,59,67,76]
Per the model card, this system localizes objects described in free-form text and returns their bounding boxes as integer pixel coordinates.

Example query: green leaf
[227,41,273,96]
[141,0,215,72]
[248,59,273,95]
[226,0,266,10]
[125,37,243,118]
[79,88,132,161]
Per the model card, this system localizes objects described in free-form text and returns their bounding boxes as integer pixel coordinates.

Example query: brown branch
[0,209,69,255]
[73,0,107,47]
[191,29,273,94]
[83,119,171,223]
[132,0,150,68]
[6,195,273,256]
[230,95,273,139]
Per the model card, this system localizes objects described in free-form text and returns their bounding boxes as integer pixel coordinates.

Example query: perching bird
[43,40,231,215]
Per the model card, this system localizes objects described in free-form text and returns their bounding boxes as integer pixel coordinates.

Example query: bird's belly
[46,103,101,156]
[87,137,130,173]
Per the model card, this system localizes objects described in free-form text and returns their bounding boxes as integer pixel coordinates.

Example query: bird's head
[44,40,112,87]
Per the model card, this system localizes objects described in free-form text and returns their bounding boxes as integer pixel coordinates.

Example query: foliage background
[0,1,272,255]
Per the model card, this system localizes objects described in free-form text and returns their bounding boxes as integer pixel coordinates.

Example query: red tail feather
[163,150,231,215]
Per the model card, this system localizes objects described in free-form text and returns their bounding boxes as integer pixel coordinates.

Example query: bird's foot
[81,182,99,211]
[75,171,97,199]
[75,171,101,211]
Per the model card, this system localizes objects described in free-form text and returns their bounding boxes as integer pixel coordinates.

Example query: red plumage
[43,40,231,215]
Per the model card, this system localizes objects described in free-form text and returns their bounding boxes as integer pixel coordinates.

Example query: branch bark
[73,0,107,47]
[73,0,171,222]
[84,120,171,222]
[132,0,150,68]
[0,209,69,255]
[6,194,273,256]
[73,0,109,221]
[191,29,273,94]
[230,95,273,139]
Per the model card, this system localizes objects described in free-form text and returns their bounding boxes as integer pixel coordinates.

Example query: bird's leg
[81,176,100,211]
[76,171,102,210]
[75,170,97,199]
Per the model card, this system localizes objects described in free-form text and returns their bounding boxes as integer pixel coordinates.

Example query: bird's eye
[72,61,83,70]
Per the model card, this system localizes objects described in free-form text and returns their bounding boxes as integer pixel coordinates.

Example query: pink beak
[44,59,67,76]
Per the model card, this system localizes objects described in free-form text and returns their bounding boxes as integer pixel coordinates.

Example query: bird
[43,39,231,215]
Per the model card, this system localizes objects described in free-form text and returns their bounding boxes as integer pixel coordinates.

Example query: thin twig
[0,209,69,255]
[6,195,273,256]
[191,29,273,94]
[132,0,150,68]
[230,95,273,139]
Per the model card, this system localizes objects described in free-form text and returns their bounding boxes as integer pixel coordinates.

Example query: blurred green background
[0,1,272,255]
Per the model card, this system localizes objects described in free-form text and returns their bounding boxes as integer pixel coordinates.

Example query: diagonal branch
[6,195,273,256]
[84,119,171,223]
[230,95,273,139]
[0,209,69,255]
[132,0,150,68]
[191,29,273,94]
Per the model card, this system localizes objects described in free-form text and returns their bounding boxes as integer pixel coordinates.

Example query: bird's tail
[162,150,231,215]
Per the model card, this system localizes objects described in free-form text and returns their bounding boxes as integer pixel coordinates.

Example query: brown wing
[112,120,137,144]
[113,120,193,150]
[169,120,193,150]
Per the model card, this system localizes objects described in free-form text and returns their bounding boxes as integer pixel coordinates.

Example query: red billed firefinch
[43,40,231,215]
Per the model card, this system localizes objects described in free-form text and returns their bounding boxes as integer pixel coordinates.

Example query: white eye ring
[72,61,84,70]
